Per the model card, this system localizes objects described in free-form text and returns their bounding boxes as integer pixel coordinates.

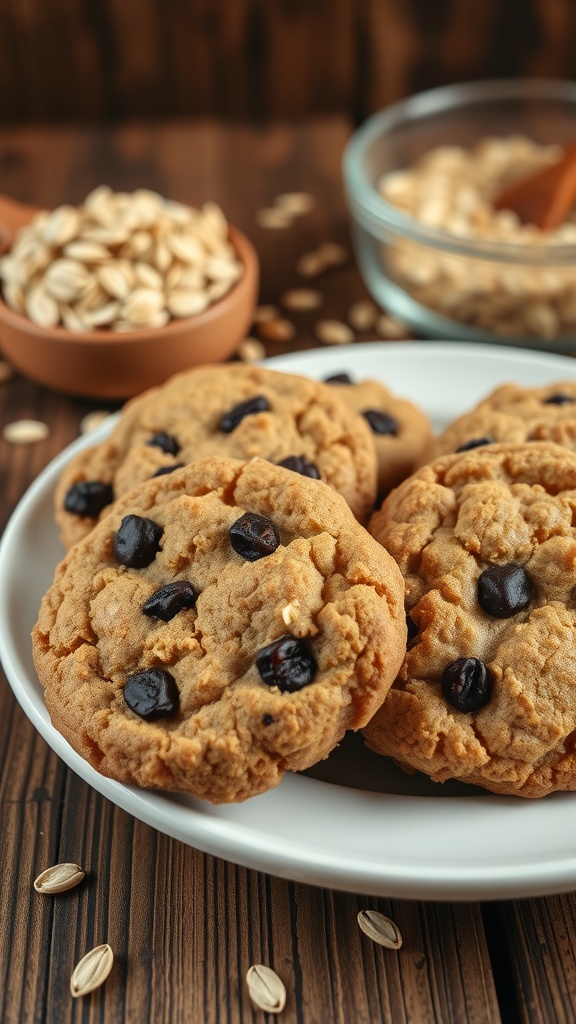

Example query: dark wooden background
[0,0,575,122]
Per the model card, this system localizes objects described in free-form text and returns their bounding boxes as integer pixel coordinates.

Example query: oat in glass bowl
[343,79,576,352]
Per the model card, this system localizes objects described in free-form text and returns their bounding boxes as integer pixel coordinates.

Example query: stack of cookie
[34,363,432,803]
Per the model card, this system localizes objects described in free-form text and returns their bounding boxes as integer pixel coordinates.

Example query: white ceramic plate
[3,342,576,901]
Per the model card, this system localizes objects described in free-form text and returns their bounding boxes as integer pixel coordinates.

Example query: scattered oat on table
[253,304,280,324]
[258,318,296,342]
[281,288,323,311]
[376,312,411,339]
[255,207,294,230]
[274,192,315,216]
[315,319,354,345]
[348,300,378,332]
[237,337,266,361]
[3,419,50,444]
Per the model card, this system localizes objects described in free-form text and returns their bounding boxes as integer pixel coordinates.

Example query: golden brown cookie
[35,456,406,804]
[325,374,434,496]
[365,442,576,798]
[56,364,378,549]
[435,381,576,457]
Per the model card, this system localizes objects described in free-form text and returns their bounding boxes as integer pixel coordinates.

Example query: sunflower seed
[43,205,81,247]
[376,312,410,338]
[317,242,348,267]
[70,943,114,998]
[3,419,50,444]
[167,290,210,318]
[253,305,280,324]
[63,240,110,263]
[296,251,327,278]
[25,285,60,328]
[357,910,403,949]
[34,862,85,894]
[246,964,286,1014]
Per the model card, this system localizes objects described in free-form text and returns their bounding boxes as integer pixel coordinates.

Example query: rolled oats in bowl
[0,186,244,332]
[343,79,576,351]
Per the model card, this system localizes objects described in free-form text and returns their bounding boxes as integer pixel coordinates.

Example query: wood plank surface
[0,118,572,1024]
[1,0,576,121]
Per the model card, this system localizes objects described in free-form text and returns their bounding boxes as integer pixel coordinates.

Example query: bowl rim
[343,77,576,264]
[0,222,257,345]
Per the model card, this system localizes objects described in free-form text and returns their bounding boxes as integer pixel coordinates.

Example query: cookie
[56,363,378,549]
[435,381,576,458]
[35,456,406,803]
[324,374,434,496]
[365,442,576,798]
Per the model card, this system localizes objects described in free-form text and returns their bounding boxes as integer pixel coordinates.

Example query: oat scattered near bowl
[255,207,294,230]
[3,419,50,444]
[281,288,323,311]
[376,312,411,339]
[348,300,378,331]
[237,337,266,361]
[258,318,296,342]
[253,304,280,324]
[315,319,354,345]
[274,192,315,216]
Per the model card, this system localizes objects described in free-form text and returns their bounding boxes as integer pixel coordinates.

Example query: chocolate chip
[441,658,492,713]
[229,512,280,561]
[262,713,275,726]
[362,410,398,436]
[406,614,419,642]
[147,431,180,455]
[220,395,270,433]
[64,480,113,517]
[114,514,163,567]
[277,455,321,479]
[151,462,185,478]
[124,667,179,720]
[543,393,574,405]
[142,580,198,621]
[324,373,353,384]
[256,635,317,692]
[456,436,495,452]
[477,563,533,618]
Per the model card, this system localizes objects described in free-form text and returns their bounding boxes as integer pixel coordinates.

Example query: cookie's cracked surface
[365,442,576,798]
[36,457,406,803]
[56,364,378,548]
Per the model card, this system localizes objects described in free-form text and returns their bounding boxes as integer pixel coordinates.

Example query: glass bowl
[343,79,576,353]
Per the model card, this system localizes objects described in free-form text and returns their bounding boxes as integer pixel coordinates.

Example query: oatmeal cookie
[56,364,378,549]
[435,381,576,458]
[35,457,406,803]
[365,442,576,798]
[325,374,433,496]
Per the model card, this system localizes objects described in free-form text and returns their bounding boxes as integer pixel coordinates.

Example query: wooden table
[1,119,575,1024]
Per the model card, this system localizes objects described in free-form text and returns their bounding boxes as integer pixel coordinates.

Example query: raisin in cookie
[365,442,576,798]
[435,381,576,457]
[35,456,406,803]
[325,374,433,497]
[56,364,378,549]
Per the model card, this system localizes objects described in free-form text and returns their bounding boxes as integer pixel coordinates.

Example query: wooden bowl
[0,193,259,399]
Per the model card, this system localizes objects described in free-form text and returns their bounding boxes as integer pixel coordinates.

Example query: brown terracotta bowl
[0,193,259,399]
